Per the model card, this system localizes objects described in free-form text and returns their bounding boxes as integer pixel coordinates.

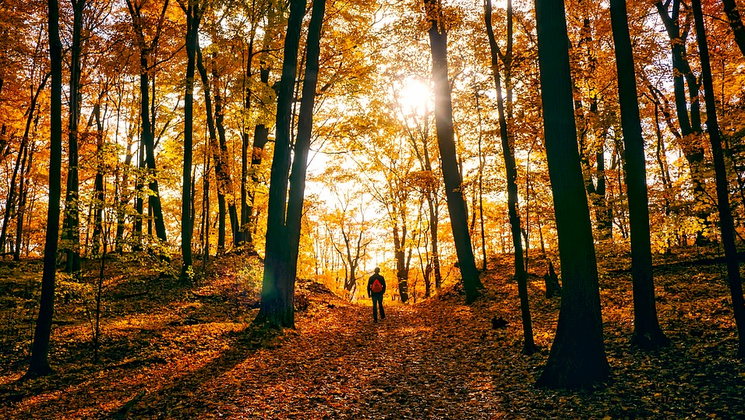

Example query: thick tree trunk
[283,0,326,308]
[257,0,308,328]
[26,0,63,378]
[485,0,535,355]
[424,0,482,303]
[692,0,745,357]
[610,0,669,349]
[534,0,609,388]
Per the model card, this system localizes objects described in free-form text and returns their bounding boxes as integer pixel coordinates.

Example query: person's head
[374,267,380,273]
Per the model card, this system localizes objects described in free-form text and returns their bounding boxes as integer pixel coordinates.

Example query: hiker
[367,267,386,322]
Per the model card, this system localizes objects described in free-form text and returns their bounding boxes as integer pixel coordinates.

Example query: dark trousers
[372,293,385,322]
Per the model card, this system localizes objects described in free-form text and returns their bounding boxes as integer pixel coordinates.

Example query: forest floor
[1,247,745,419]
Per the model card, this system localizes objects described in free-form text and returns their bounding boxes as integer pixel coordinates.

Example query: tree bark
[609,0,669,349]
[181,1,203,279]
[91,101,106,256]
[721,0,745,59]
[484,0,536,355]
[14,143,33,261]
[692,0,745,357]
[212,59,241,249]
[126,0,170,248]
[26,0,63,378]
[654,0,709,229]
[61,0,86,274]
[423,0,482,303]
[534,0,609,388]
[257,0,308,328]
[196,45,229,253]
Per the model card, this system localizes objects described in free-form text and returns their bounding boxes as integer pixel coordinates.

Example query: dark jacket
[367,273,386,296]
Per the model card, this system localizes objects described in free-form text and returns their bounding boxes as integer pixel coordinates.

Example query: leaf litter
[0,249,744,418]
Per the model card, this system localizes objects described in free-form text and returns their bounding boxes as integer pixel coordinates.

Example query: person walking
[367,267,386,323]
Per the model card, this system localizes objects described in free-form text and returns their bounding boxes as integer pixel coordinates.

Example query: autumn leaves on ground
[1,249,745,419]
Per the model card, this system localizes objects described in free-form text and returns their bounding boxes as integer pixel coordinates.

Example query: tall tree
[609,0,669,349]
[655,0,710,233]
[178,0,205,279]
[91,99,106,256]
[125,0,170,248]
[423,0,482,303]
[26,0,64,378]
[484,0,536,355]
[61,0,87,274]
[534,0,609,388]
[257,0,326,327]
[692,0,745,357]
[211,55,241,250]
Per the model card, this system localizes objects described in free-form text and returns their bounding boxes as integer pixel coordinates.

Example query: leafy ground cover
[1,248,744,419]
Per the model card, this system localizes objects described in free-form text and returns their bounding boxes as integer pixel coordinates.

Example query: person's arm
[382,276,387,294]
[367,277,372,297]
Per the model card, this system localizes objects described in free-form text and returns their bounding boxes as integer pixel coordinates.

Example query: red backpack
[371,278,383,293]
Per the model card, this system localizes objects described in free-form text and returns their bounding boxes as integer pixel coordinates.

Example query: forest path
[152,295,520,419]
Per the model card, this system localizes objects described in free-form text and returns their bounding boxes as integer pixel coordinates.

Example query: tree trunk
[61,0,86,274]
[14,142,33,261]
[534,0,609,388]
[485,0,536,355]
[91,101,106,256]
[126,0,170,248]
[26,0,63,378]
[655,0,709,230]
[423,0,482,303]
[195,45,228,253]
[211,56,241,249]
[257,0,308,328]
[181,3,202,279]
[610,0,669,349]
[692,0,745,357]
[722,0,745,57]
[392,222,410,302]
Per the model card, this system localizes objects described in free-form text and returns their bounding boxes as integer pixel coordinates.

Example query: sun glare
[396,78,430,117]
